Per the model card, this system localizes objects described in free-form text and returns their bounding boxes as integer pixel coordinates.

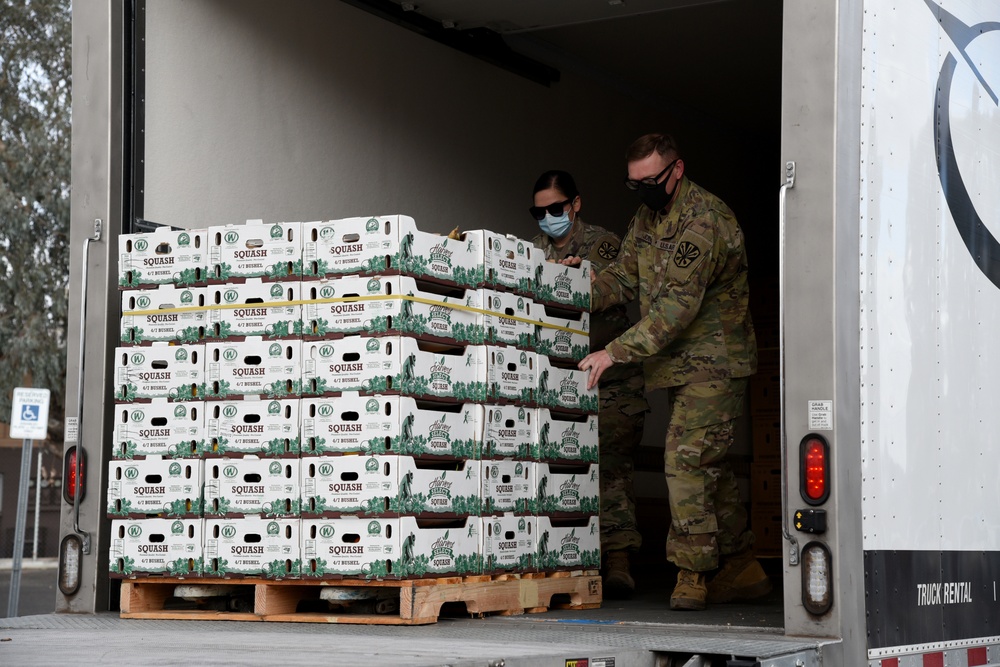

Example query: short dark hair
[532,170,580,200]
[626,133,680,163]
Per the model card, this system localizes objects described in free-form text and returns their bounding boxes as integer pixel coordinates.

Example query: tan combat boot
[603,550,635,599]
[669,569,707,610]
[707,549,773,603]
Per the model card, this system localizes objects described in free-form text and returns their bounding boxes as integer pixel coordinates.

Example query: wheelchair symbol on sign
[21,405,39,422]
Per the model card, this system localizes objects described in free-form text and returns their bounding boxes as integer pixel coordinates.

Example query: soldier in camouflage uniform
[579,134,771,610]
[530,170,648,598]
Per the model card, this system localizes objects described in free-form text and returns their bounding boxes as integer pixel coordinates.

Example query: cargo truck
[50,0,1000,664]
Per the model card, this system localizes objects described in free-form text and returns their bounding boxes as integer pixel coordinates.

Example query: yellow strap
[123,293,588,336]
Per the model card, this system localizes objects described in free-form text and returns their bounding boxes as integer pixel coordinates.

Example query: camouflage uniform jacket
[592,177,757,390]
[533,219,647,408]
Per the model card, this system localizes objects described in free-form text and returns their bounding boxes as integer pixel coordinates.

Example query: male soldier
[530,169,648,598]
[578,134,771,610]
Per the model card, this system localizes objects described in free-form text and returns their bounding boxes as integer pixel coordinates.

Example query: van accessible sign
[9,388,50,440]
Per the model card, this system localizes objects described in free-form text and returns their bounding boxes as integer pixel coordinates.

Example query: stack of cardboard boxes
[108,216,600,581]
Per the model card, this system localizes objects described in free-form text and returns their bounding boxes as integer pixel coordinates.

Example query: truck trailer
[28,0,1000,664]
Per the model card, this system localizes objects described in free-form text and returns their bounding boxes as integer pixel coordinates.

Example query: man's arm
[604,227,718,363]
[591,219,640,312]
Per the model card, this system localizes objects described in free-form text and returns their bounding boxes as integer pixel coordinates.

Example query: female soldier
[530,170,648,598]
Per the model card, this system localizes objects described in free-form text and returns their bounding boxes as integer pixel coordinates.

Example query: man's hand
[578,349,615,390]
[559,256,583,266]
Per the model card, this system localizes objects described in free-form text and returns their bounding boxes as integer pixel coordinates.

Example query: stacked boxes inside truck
[108,215,600,587]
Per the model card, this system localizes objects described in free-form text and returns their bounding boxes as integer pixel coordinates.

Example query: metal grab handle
[73,219,102,554]
[777,163,799,566]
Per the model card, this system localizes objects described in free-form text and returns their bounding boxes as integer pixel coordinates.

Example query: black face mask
[638,178,676,212]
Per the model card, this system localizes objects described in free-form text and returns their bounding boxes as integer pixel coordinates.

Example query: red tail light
[63,446,86,504]
[800,435,829,504]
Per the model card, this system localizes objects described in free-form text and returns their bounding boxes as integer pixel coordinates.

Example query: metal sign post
[8,388,50,618]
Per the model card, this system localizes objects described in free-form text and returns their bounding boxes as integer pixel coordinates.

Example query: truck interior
[129,0,786,631]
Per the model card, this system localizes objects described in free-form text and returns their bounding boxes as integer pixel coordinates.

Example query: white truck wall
[859,0,1000,657]
[146,0,681,242]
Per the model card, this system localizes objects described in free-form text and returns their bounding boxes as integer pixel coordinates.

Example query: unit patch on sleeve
[673,241,701,268]
[597,241,619,260]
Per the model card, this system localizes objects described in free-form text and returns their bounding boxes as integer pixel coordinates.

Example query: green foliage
[115,383,138,402]
[579,548,600,568]
[364,558,393,579]
[570,343,589,361]
[366,315,390,333]
[571,292,590,310]
[122,327,143,344]
[208,557,230,576]
[0,0,72,431]
[304,557,329,577]
[166,558,195,576]
[453,552,482,575]
[451,380,487,402]
[306,376,329,396]
[265,558,298,578]
[110,556,135,575]
[363,255,389,273]
[268,320,292,339]
[516,332,534,350]
[166,498,195,517]
[176,326,203,344]
[118,441,139,459]
[305,496,329,515]
[215,263,233,281]
[580,444,599,463]
[119,270,142,289]
[212,321,234,340]
[107,498,136,517]
[579,496,600,514]
[200,436,228,456]
[308,258,329,277]
[263,437,292,456]
[206,497,232,516]
[174,383,203,401]
[450,494,481,516]
[579,395,599,414]
[365,435,390,454]
[176,267,201,287]
[517,277,533,294]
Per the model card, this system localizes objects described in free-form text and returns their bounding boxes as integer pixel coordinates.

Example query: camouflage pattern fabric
[591,177,757,389]
[534,219,647,551]
[664,377,753,571]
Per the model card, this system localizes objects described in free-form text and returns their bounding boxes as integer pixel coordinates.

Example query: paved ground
[0,561,57,619]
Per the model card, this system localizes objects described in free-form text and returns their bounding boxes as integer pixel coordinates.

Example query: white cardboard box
[533,306,590,362]
[109,518,202,578]
[481,514,535,574]
[482,405,537,460]
[203,517,301,578]
[119,228,208,290]
[482,289,534,349]
[301,393,483,458]
[120,285,206,345]
[208,221,302,283]
[205,338,301,400]
[203,457,300,517]
[302,215,485,289]
[302,274,485,345]
[535,463,600,516]
[534,516,601,572]
[533,258,592,311]
[113,399,204,459]
[107,457,203,518]
[113,344,205,403]
[477,231,536,296]
[302,336,488,403]
[206,278,301,340]
[485,346,536,405]
[481,460,535,515]
[536,409,599,464]
[535,355,598,413]
[300,516,481,579]
[204,398,300,457]
[300,455,480,518]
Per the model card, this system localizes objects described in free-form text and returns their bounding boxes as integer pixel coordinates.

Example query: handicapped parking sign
[9,387,50,440]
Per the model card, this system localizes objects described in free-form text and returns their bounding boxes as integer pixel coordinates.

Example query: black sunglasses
[623,159,678,191]
[528,199,572,221]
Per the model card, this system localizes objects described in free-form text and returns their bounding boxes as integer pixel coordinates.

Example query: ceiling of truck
[378,0,783,131]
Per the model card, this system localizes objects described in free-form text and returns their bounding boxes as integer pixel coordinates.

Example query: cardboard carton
[481,459,535,515]
[107,457,204,518]
[302,215,484,289]
[113,343,205,403]
[534,516,601,572]
[482,405,537,460]
[302,336,487,403]
[301,393,483,459]
[120,285,206,345]
[203,456,300,517]
[205,338,301,400]
[533,258,591,311]
[476,230,536,295]
[535,463,600,516]
[119,228,207,290]
[204,398,300,457]
[300,516,481,579]
[535,355,598,414]
[300,455,480,518]
[109,518,202,578]
[203,517,300,578]
[533,306,590,362]
[481,514,535,574]
[485,346,536,405]
[205,278,301,340]
[113,399,204,459]
[208,221,302,283]
[536,409,599,464]
[482,289,534,349]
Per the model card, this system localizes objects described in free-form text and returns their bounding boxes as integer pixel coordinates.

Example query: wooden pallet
[119,570,602,625]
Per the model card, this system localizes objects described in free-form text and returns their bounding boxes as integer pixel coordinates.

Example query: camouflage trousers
[664,377,753,572]
[598,378,647,553]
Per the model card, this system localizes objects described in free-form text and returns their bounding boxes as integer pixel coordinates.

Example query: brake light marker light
[800,435,830,504]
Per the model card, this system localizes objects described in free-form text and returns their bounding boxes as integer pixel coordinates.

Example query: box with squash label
[113,343,205,403]
[203,397,300,458]
[120,285,206,346]
[202,517,300,578]
[119,227,208,290]
[106,456,204,518]
[205,278,301,341]
[204,338,301,400]
[109,518,202,578]
[113,398,204,459]
[208,220,302,283]
[203,456,300,517]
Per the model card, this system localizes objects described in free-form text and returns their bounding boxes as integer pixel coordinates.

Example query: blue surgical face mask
[540,212,573,239]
